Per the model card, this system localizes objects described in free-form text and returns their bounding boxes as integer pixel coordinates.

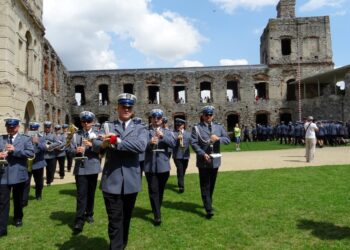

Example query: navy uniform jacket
[29,133,47,170]
[144,127,176,173]
[94,121,148,195]
[191,122,230,169]
[172,129,191,160]
[43,132,61,160]
[68,129,102,176]
[55,133,66,157]
[0,134,34,185]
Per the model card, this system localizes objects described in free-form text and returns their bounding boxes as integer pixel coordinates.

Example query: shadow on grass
[133,206,154,224]
[56,234,108,250]
[165,183,179,194]
[297,219,350,240]
[162,200,205,218]
[50,210,76,229]
[59,189,76,197]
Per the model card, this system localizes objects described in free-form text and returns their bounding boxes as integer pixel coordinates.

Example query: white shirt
[304,122,318,139]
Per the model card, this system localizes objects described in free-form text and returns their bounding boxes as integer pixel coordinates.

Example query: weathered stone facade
[0,0,349,134]
[0,0,70,133]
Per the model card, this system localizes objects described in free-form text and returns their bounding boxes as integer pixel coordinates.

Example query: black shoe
[73,222,84,233]
[22,201,28,207]
[179,187,184,193]
[85,216,94,224]
[0,231,7,237]
[36,196,42,200]
[47,183,51,187]
[60,176,64,179]
[15,219,23,227]
[153,217,161,226]
[206,210,214,219]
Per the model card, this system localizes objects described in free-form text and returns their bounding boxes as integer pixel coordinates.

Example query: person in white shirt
[304,116,319,162]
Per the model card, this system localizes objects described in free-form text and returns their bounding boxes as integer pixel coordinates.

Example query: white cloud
[175,60,204,67]
[210,0,278,14]
[219,59,249,66]
[43,0,204,70]
[300,0,345,12]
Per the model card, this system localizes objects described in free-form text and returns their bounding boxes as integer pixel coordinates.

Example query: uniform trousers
[103,191,138,250]
[45,158,56,184]
[173,159,189,189]
[305,138,316,162]
[0,182,25,234]
[66,154,73,171]
[198,167,218,213]
[23,168,44,204]
[75,174,98,223]
[145,172,169,219]
[55,156,65,177]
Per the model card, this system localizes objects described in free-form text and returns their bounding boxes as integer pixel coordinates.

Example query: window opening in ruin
[148,86,160,104]
[51,62,56,94]
[99,84,109,106]
[286,79,296,101]
[227,114,239,135]
[281,38,291,56]
[123,84,134,94]
[336,81,345,96]
[57,109,61,124]
[227,81,239,102]
[45,104,50,121]
[65,115,70,124]
[75,85,86,106]
[44,62,49,90]
[25,31,32,77]
[174,86,186,103]
[256,113,268,125]
[200,81,212,103]
[280,113,292,124]
[254,82,268,101]
[52,107,56,124]
[24,101,35,131]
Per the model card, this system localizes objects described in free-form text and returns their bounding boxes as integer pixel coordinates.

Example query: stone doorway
[24,101,36,131]
[227,114,239,133]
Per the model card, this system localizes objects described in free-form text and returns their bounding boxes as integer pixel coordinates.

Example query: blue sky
[43,0,349,70]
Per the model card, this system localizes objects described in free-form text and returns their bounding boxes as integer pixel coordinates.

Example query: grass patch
[3,165,350,249]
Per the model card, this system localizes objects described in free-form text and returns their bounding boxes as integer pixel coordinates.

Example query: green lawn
[3,164,350,249]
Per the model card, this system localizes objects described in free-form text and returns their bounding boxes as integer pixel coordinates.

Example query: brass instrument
[152,127,164,152]
[65,124,78,148]
[178,130,185,149]
[27,131,40,172]
[0,136,11,170]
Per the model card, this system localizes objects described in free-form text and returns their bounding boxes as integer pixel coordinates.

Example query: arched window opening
[148,86,160,104]
[174,84,186,104]
[99,84,109,106]
[123,84,134,94]
[227,81,239,102]
[227,114,239,134]
[75,85,86,106]
[255,82,268,101]
[280,113,292,124]
[200,81,212,103]
[256,113,268,125]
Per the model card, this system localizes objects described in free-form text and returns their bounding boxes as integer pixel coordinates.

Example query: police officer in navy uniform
[144,109,176,226]
[94,93,148,249]
[23,122,46,206]
[42,121,60,186]
[0,118,34,237]
[172,118,191,193]
[54,124,66,179]
[191,106,230,219]
[68,111,101,233]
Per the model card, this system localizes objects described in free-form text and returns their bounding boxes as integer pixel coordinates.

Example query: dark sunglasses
[81,120,92,124]
[204,114,213,117]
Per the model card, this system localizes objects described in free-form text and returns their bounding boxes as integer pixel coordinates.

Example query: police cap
[4,118,20,127]
[117,93,137,107]
[80,111,95,122]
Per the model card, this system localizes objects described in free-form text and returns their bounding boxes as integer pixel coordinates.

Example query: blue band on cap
[5,119,20,127]
[118,98,135,106]
[81,115,93,122]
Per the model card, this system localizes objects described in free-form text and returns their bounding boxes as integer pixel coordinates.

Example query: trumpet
[152,127,165,152]
[0,137,11,168]
[27,154,35,173]
[178,130,185,149]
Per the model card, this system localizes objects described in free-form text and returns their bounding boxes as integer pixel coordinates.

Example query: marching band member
[94,94,147,249]
[144,109,176,226]
[42,121,60,186]
[54,125,66,179]
[23,122,46,206]
[172,118,191,193]
[191,106,230,219]
[68,111,101,233]
[0,118,34,237]
[132,117,146,177]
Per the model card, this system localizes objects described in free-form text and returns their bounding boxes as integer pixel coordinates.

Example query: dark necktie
[122,122,126,131]
[84,132,89,138]
[208,123,212,134]
[9,135,13,144]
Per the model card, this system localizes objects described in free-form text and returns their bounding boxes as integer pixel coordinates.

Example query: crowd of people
[0,94,230,250]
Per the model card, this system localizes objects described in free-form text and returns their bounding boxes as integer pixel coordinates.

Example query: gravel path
[41,146,350,186]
